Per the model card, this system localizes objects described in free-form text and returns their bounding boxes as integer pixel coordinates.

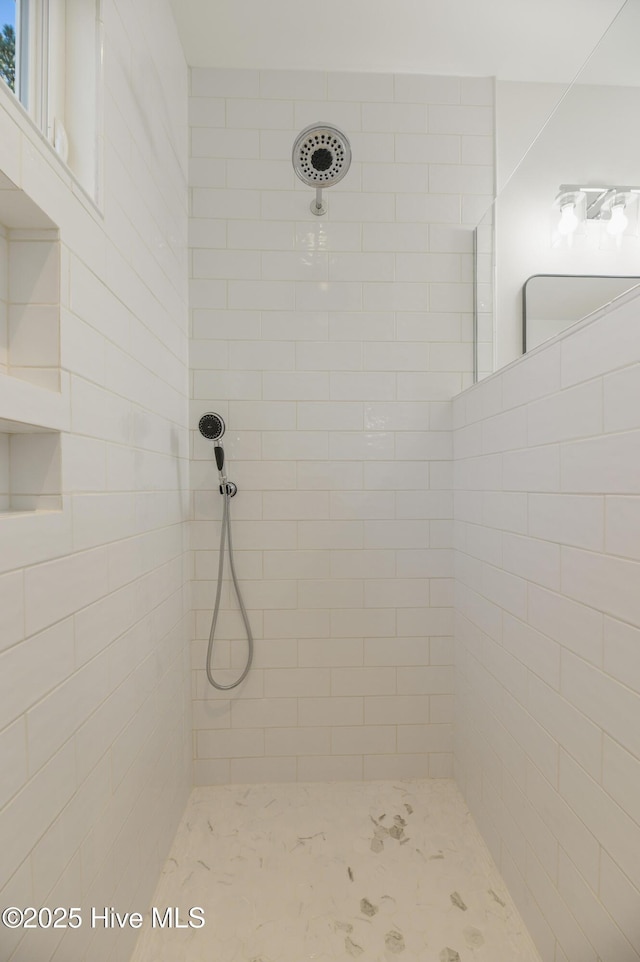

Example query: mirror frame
[522,273,640,353]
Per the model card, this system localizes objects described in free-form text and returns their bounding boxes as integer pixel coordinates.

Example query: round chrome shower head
[292,123,352,188]
[198,412,225,441]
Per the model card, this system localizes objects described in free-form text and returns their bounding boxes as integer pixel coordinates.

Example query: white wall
[189,67,493,784]
[170,0,625,82]
[453,288,640,962]
[0,2,190,961]
[495,81,565,192]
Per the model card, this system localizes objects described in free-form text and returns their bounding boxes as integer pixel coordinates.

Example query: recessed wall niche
[0,172,62,516]
[0,420,61,513]
[0,172,61,391]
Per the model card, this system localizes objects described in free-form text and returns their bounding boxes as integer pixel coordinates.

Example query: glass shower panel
[473,202,495,382]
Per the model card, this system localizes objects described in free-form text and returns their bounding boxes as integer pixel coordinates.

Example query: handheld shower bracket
[219,481,237,497]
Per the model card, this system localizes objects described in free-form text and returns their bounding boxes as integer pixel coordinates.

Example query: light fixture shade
[558,202,579,236]
[551,190,586,248]
[607,203,628,237]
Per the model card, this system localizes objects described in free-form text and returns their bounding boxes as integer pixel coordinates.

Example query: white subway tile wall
[453,291,640,962]
[189,68,494,784]
[0,2,190,961]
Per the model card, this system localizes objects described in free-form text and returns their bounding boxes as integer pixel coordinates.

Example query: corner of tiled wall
[453,289,640,962]
[0,3,191,961]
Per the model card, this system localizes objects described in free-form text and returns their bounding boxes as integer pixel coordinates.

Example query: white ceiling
[169,0,628,83]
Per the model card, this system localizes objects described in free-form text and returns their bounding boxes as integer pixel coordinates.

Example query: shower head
[199,412,226,441]
[292,123,352,187]
[292,123,351,215]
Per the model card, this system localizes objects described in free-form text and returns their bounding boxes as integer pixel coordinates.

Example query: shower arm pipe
[312,187,327,216]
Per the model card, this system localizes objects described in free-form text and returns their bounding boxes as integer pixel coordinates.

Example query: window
[0,0,102,201]
[0,0,17,94]
[0,0,47,127]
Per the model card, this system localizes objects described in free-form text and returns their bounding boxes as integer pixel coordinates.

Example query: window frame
[0,0,103,204]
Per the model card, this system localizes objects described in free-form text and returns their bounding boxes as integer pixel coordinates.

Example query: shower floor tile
[130,779,542,962]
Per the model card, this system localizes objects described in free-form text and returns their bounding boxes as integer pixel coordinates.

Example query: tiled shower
[1,1,639,961]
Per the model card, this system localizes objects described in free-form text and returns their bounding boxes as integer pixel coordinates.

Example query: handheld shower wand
[198,413,252,689]
[214,441,233,494]
[198,411,225,442]
[214,441,225,477]
[198,413,236,497]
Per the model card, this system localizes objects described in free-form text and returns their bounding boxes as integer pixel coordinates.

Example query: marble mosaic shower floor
[130,779,542,962]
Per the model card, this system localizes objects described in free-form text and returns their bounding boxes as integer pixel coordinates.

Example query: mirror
[474,0,640,380]
[523,274,640,352]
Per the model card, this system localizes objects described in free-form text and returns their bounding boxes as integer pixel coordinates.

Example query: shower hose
[206,485,254,690]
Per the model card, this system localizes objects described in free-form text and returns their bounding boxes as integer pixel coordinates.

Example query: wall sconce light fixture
[553,184,640,249]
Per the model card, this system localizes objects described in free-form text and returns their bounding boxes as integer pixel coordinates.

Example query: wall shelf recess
[0,173,63,517]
